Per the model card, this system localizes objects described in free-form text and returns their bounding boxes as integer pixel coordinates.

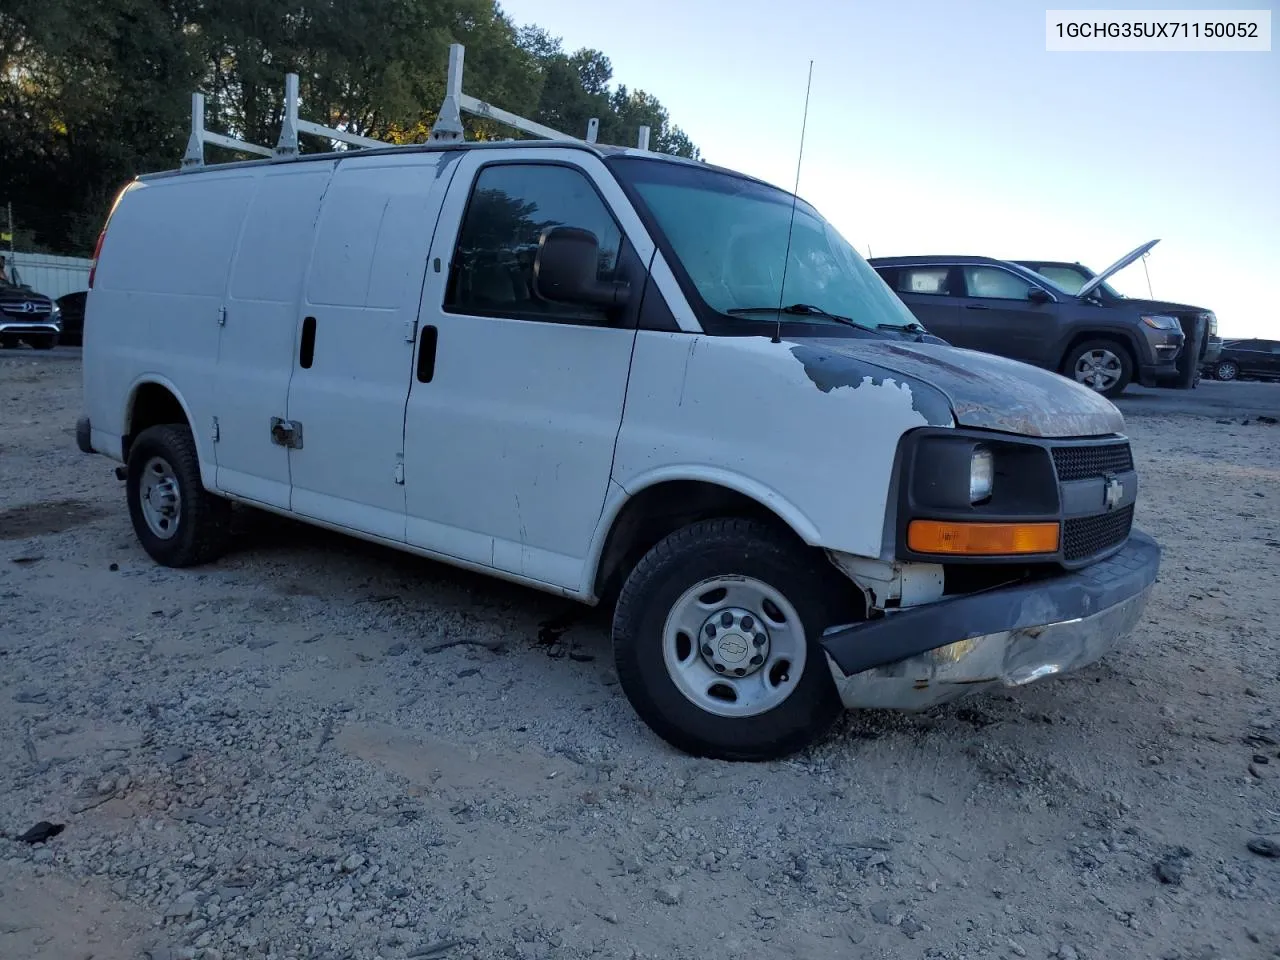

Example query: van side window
[445,163,624,324]
[963,265,1037,301]
[898,266,954,296]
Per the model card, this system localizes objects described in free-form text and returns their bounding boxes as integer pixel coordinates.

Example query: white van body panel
[611,330,938,560]
[84,168,259,482]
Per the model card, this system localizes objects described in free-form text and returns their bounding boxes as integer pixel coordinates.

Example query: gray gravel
[2,351,1279,960]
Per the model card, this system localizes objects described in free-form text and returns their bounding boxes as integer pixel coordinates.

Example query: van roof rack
[182,43,651,169]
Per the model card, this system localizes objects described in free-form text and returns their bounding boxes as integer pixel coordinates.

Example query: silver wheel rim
[1218,362,1237,380]
[662,575,807,718]
[1073,349,1123,392]
[139,456,182,540]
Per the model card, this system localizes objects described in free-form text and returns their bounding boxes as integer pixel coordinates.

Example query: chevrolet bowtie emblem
[1103,475,1124,511]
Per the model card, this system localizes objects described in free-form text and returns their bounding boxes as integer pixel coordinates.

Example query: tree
[0,0,699,255]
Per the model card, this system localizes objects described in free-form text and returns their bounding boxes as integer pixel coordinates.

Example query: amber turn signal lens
[907,520,1060,556]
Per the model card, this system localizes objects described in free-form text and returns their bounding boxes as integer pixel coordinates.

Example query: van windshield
[607,156,921,335]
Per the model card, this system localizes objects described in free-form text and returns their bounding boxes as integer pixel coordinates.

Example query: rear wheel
[1064,339,1132,398]
[126,424,231,567]
[612,517,845,761]
[1214,360,1238,381]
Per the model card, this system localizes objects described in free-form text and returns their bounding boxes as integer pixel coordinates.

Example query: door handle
[964,304,989,311]
[299,316,317,368]
[416,324,439,383]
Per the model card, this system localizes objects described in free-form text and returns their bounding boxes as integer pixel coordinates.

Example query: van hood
[788,337,1125,439]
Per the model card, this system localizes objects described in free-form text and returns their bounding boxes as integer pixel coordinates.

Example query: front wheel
[1064,339,1133,398]
[1214,360,1238,381]
[612,518,845,761]
[126,424,231,567]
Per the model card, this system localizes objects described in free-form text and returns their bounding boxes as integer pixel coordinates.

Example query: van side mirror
[1028,287,1053,304]
[533,226,630,311]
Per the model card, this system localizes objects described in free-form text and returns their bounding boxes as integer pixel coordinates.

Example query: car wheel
[28,335,57,350]
[126,424,232,567]
[1214,360,1238,382]
[0,337,16,349]
[1064,339,1132,399]
[612,517,845,761]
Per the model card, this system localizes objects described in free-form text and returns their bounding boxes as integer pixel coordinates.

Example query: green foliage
[0,0,698,255]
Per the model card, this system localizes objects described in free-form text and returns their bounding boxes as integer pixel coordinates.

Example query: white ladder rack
[182,43,650,169]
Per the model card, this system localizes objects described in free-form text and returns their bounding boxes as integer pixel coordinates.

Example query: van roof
[139,137,754,185]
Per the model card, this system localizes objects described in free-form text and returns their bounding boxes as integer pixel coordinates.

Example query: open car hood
[789,338,1126,439]
[1077,239,1160,299]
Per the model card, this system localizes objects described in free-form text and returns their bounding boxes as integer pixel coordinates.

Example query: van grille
[1051,442,1133,482]
[1063,505,1134,562]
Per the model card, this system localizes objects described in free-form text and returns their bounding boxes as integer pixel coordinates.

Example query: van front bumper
[821,529,1160,710]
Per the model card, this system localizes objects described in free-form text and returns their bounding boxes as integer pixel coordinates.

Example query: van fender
[122,374,217,491]
[581,464,824,597]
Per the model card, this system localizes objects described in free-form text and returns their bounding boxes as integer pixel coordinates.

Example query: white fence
[5,252,92,300]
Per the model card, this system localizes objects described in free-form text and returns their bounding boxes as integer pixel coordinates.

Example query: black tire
[0,337,16,349]
[28,334,57,350]
[612,517,845,761]
[125,424,231,567]
[1063,339,1133,399]
[1214,360,1238,382]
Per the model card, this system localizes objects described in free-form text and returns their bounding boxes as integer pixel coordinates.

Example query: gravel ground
[2,350,1278,960]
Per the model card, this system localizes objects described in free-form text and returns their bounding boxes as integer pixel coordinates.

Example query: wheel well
[592,480,818,605]
[1060,332,1138,377]
[125,382,188,458]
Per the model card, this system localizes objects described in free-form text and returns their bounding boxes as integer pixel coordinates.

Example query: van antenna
[772,59,815,345]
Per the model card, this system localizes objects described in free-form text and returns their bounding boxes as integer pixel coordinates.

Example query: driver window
[964,266,1036,301]
[444,162,624,324]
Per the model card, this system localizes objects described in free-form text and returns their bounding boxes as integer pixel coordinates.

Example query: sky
[495,0,1278,338]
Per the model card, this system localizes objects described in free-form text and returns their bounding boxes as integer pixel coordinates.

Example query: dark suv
[1205,339,1280,382]
[868,253,1184,398]
[0,259,61,350]
[1014,239,1220,389]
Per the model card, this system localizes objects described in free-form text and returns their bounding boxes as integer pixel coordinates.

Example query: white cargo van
[75,54,1161,761]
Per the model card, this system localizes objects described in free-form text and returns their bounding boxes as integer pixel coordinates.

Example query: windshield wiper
[727,303,870,331]
[880,320,924,333]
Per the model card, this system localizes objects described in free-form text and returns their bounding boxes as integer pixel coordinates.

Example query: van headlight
[970,445,994,504]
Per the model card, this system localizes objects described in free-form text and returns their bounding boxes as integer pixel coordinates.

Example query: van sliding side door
[284,153,456,540]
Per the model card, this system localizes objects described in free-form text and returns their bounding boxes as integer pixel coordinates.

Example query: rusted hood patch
[789,338,1125,439]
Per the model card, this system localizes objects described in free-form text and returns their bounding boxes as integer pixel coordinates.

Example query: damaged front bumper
[821,529,1160,710]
